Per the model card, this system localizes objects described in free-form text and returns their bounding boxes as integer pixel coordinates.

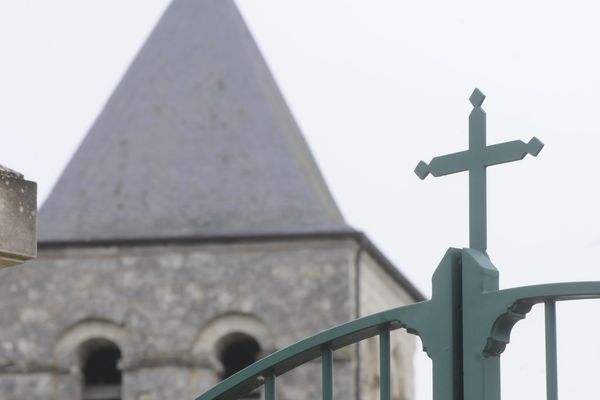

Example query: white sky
[1,1,600,399]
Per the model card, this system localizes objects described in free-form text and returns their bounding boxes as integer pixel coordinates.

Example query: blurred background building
[0,1,421,399]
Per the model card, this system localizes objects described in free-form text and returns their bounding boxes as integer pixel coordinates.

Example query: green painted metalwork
[379,328,391,400]
[265,372,275,400]
[195,89,600,400]
[415,88,543,251]
[459,249,600,400]
[545,301,558,400]
[322,348,333,400]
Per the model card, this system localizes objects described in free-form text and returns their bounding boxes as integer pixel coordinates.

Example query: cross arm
[415,150,470,180]
[483,137,544,167]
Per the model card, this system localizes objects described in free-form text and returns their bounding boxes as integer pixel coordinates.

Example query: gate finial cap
[469,88,486,107]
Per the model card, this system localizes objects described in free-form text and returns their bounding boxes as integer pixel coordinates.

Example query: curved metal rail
[197,247,600,400]
[195,302,426,400]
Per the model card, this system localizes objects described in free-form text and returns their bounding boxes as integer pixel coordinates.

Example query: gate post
[424,248,463,400]
[415,88,543,400]
[461,249,501,400]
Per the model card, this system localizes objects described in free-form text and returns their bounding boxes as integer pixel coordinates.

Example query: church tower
[0,1,422,399]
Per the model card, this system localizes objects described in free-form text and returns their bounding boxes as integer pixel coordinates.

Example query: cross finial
[415,89,543,251]
[469,88,485,107]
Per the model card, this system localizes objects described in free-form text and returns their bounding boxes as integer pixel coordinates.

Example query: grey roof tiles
[38,0,350,242]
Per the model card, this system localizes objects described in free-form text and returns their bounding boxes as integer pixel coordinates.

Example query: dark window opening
[81,340,122,400]
[219,334,261,398]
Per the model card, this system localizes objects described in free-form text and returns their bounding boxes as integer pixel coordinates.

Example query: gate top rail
[196,270,600,400]
[195,302,426,400]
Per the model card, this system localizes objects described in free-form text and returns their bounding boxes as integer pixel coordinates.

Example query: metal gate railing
[195,89,600,400]
[196,302,422,400]
[196,246,600,400]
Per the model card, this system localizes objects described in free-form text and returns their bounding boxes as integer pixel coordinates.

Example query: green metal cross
[197,88,600,400]
[415,88,544,251]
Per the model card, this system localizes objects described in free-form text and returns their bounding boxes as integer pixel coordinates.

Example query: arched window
[218,333,261,398]
[218,333,261,379]
[192,313,275,396]
[80,339,122,400]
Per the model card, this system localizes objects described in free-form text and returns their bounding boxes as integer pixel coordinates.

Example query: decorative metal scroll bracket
[405,246,600,400]
[458,249,600,400]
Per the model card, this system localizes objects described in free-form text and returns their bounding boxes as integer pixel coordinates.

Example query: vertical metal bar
[379,327,391,400]
[322,348,333,400]
[265,371,276,400]
[545,301,558,400]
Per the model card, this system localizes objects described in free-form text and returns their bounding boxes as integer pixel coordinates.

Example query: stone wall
[0,237,417,399]
[0,239,358,399]
[358,251,417,400]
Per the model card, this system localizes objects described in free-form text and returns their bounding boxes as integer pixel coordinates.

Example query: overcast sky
[1,1,600,399]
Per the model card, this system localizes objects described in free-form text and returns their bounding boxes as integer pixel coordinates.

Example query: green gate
[196,89,600,400]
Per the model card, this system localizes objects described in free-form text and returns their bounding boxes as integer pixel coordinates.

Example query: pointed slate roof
[39,0,350,242]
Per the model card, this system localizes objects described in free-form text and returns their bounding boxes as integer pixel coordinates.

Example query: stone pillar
[0,166,36,267]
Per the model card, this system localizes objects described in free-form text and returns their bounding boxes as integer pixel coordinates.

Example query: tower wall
[359,252,417,400]
[0,239,359,399]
